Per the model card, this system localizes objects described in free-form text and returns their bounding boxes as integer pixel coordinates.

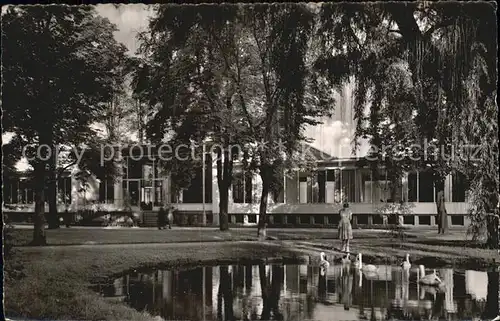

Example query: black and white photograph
[2,2,498,320]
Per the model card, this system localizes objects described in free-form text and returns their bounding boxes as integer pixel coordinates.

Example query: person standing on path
[166,205,174,229]
[338,202,353,257]
[158,206,166,230]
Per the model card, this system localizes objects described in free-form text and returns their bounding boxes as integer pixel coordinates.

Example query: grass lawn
[4,241,305,321]
[9,227,392,246]
[9,227,257,246]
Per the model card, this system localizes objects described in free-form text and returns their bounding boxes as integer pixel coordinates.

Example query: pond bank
[286,238,499,270]
[4,241,302,321]
[5,231,498,320]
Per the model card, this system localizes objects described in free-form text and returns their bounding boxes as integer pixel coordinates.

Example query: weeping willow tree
[317,2,497,241]
[316,3,419,207]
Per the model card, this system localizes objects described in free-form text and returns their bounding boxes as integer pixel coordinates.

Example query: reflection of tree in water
[259,264,284,320]
[318,268,327,302]
[432,292,446,319]
[352,271,367,320]
[114,264,498,321]
[338,265,353,310]
[218,266,234,321]
[241,265,254,321]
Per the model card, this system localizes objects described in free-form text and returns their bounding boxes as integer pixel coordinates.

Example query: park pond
[96,263,500,321]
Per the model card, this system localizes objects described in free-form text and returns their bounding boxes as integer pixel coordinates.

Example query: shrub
[3,215,25,281]
[376,202,415,246]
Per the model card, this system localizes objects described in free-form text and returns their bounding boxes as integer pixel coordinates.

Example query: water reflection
[100,263,499,321]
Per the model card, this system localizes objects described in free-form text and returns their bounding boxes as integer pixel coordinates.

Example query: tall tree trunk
[47,175,59,229]
[257,167,271,240]
[216,146,232,231]
[483,269,499,319]
[219,181,229,231]
[486,212,499,249]
[485,191,499,249]
[435,175,448,234]
[47,149,59,229]
[30,162,47,246]
[389,171,403,226]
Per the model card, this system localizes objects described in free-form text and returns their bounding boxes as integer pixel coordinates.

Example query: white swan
[341,254,351,265]
[492,315,500,321]
[418,265,443,286]
[320,252,330,269]
[401,253,411,271]
[355,253,378,273]
[353,253,361,269]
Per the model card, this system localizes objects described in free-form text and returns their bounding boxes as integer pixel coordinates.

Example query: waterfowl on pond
[353,254,361,269]
[320,252,330,269]
[418,265,443,286]
[341,254,351,265]
[355,253,378,273]
[401,253,411,271]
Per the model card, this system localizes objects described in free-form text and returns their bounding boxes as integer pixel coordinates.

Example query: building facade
[2,145,470,227]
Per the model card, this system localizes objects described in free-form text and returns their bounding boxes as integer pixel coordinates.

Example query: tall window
[232,170,245,203]
[99,178,115,203]
[183,167,204,203]
[3,179,12,204]
[57,177,72,204]
[341,169,356,202]
[244,172,252,203]
[299,171,309,203]
[232,169,253,203]
[27,184,34,204]
[408,172,418,202]
[317,171,326,203]
[325,170,336,203]
[128,158,142,179]
[11,180,18,204]
[271,170,285,203]
[18,179,27,204]
[154,180,163,206]
[204,154,213,203]
[310,172,318,203]
[418,171,434,202]
[452,172,467,202]
[285,170,299,204]
[359,169,372,203]
[295,170,327,204]
[334,169,342,203]
[370,169,390,203]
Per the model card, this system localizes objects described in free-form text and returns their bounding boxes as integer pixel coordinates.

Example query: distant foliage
[3,217,26,281]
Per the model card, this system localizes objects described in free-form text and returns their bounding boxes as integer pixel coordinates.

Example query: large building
[2,144,470,228]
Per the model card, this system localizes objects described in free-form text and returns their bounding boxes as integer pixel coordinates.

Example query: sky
[4,4,368,171]
[95,4,155,57]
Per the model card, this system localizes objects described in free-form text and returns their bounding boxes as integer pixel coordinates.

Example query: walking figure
[166,205,174,229]
[338,202,353,257]
[158,206,167,230]
[64,208,71,228]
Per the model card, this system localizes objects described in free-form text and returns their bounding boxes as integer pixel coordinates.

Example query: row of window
[4,168,468,206]
[231,169,468,204]
[3,177,72,205]
[101,168,469,205]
